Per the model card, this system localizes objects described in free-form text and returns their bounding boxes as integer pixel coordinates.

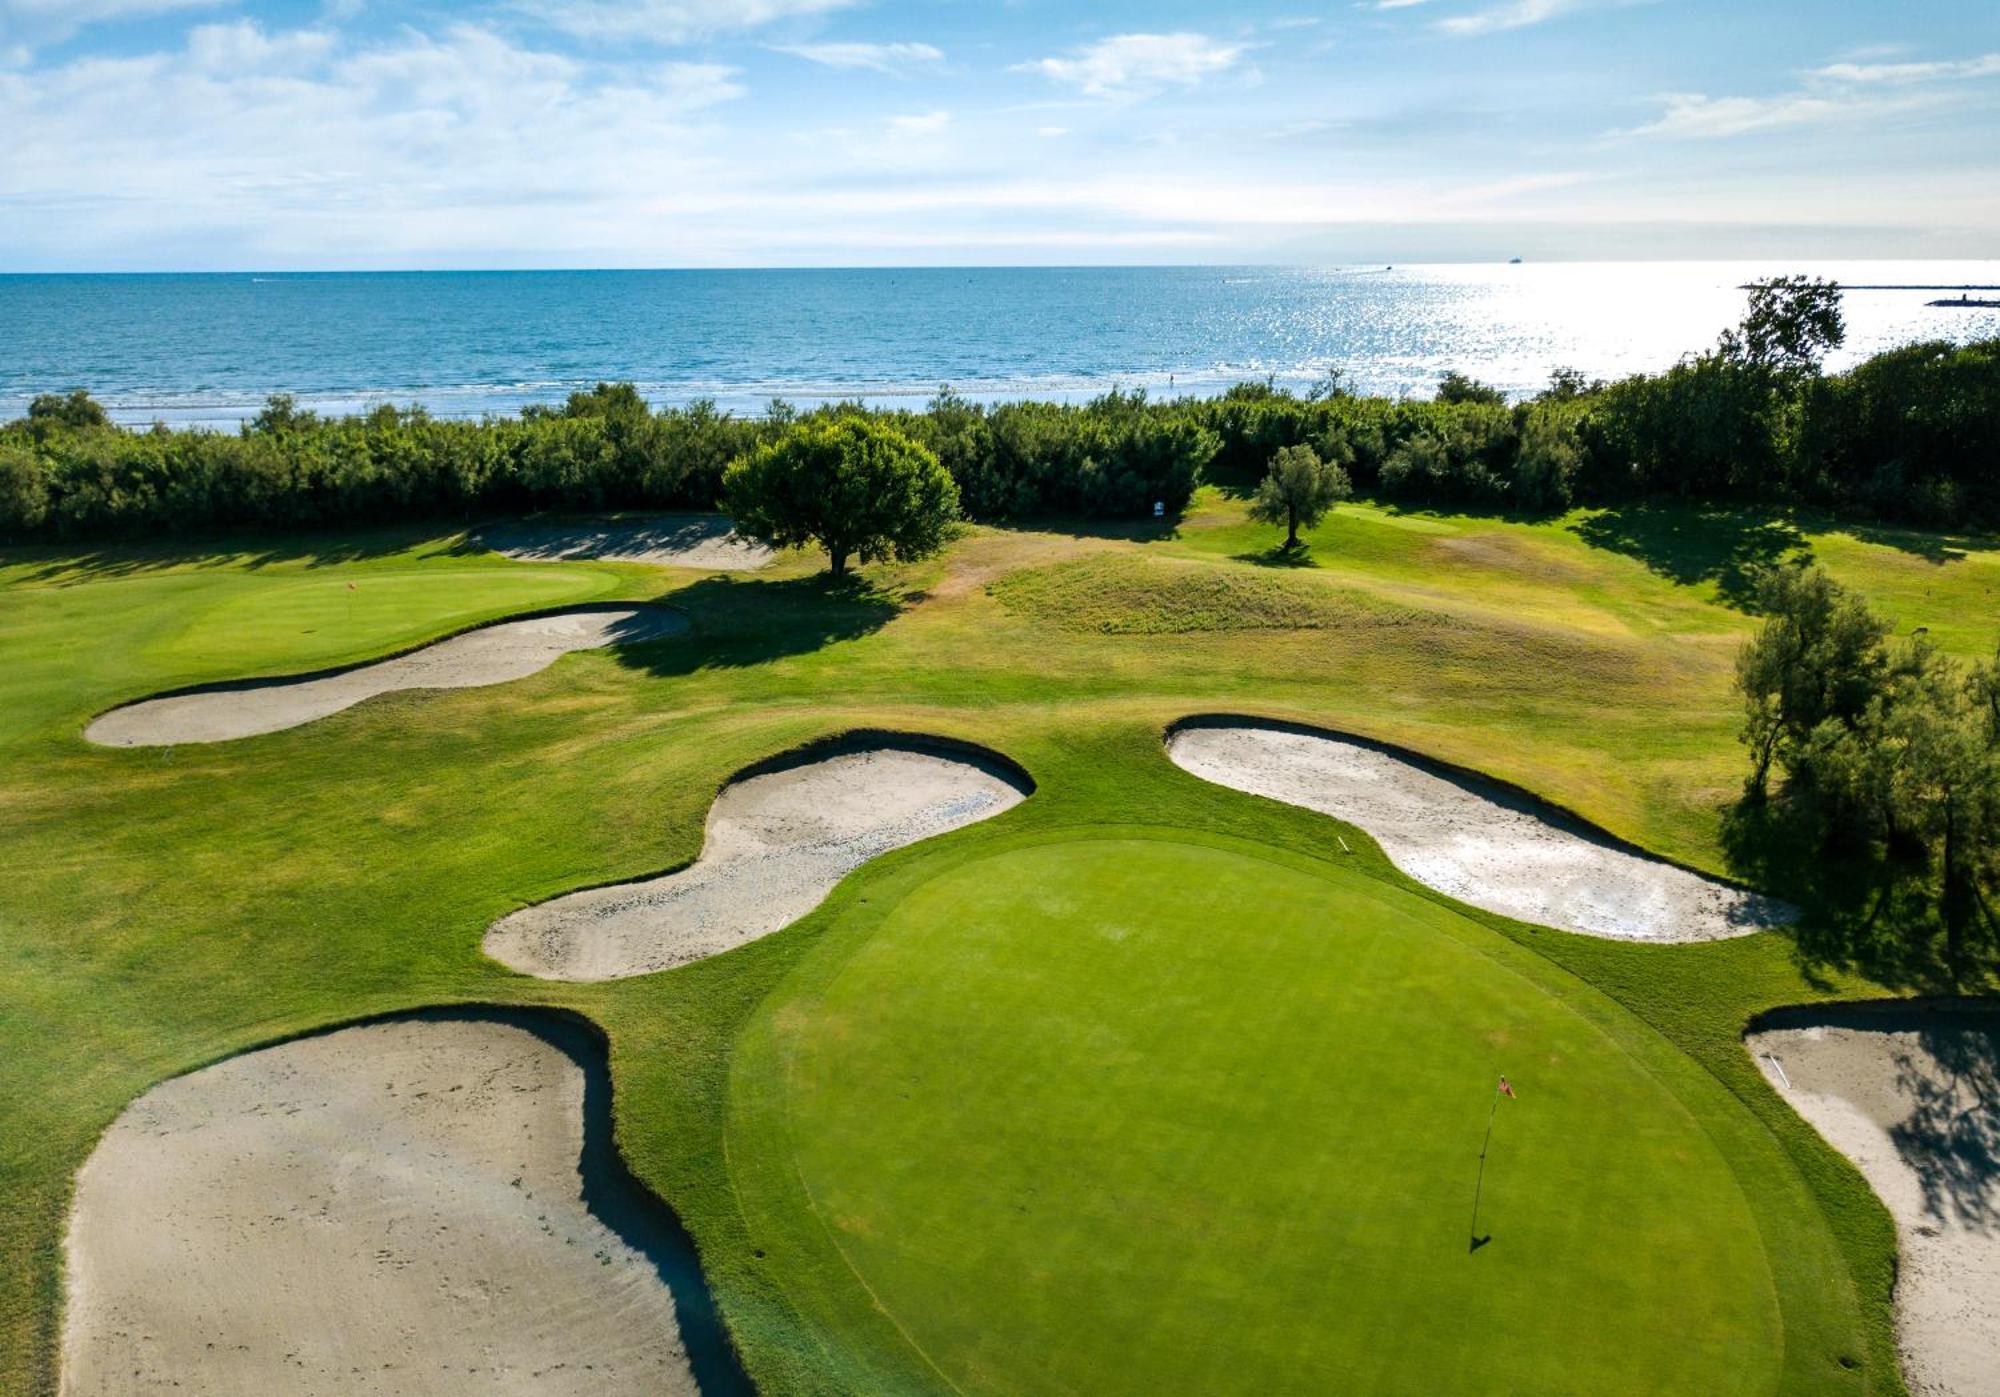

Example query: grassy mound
[988,553,1444,634]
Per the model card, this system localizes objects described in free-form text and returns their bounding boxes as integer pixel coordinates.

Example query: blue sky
[1,0,1995,269]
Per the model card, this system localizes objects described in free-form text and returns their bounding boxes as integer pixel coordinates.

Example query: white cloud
[773,41,943,74]
[187,19,334,73]
[1437,0,1580,37]
[0,0,231,49]
[886,109,950,137]
[1615,86,1962,141]
[0,21,745,262]
[1023,32,1245,99]
[516,0,855,45]
[1809,53,2000,86]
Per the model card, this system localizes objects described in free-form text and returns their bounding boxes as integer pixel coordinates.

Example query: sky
[0,0,1995,270]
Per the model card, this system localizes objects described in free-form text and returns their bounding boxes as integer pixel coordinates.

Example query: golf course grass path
[1751,1003,2000,1397]
[486,739,1031,980]
[728,832,1806,1396]
[84,604,686,746]
[1168,718,1793,942]
[62,1009,748,1397]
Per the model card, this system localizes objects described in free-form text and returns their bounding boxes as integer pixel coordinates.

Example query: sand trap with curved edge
[85,605,685,747]
[62,1011,748,1397]
[480,517,773,571]
[486,743,1030,980]
[1168,719,1792,942]
[1750,1004,2000,1397]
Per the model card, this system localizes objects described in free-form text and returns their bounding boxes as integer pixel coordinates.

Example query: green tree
[1735,565,1891,801]
[1435,371,1506,407]
[1248,442,1351,548]
[1721,276,1846,375]
[723,417,959,578]
[1868,657,2000,978]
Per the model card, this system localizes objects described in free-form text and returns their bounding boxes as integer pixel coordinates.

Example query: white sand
[1168,721,1792,942]
[480,517,772,572]
[85,605,686,747]
[486,745,1028,980]
[62,1016,711,1396]
[1750,1007,2000,1397]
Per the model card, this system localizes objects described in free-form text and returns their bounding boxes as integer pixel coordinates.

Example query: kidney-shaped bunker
[486,737,1033,981]
[85,605,686,747]
[1168,717,1792,942]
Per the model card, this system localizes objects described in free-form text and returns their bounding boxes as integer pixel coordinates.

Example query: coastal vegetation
[4,283,1996,542]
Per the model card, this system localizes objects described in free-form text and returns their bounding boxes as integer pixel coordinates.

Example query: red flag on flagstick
[1497,1075,1515,1099]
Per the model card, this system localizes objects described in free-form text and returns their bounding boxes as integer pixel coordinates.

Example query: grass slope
[0,497,1994,1393]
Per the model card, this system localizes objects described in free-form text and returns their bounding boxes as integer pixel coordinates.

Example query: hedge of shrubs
[4,335,1996,542]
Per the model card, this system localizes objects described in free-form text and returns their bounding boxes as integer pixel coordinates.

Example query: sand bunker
[1751,1004,2000,1397]
[486,742,1030,980]
[62,1011,747,1396]
[1167,719,1792,942]
[480,517,773,572]
[85,605,685,747]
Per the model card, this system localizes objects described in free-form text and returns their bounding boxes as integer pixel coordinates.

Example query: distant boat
[1929,294,2000,308]
[1509,257,1523,265]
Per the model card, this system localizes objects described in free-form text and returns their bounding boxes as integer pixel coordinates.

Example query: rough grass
[988,553,1444,634]
[0,497,1995,1394]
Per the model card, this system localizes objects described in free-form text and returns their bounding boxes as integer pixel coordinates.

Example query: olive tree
[1248,441,1351,549]
[723,417,959,578]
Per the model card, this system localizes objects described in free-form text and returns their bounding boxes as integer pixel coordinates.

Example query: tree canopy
[1247,441,1351,548]
[722,417,959,577]
[1734,566,2000,981]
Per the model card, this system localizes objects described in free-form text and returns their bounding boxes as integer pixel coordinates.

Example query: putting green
[731,834,1785,1395]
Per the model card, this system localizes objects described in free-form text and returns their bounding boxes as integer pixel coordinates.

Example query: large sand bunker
[1167,719,1792,942]
[62,1010,748,1396]
[1750,1004,2000,1397]
[85,605,685,747]
[486,740,1031,980]
[480,517,773,571]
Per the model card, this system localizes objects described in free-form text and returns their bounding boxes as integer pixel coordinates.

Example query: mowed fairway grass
[1,495,1996,1394]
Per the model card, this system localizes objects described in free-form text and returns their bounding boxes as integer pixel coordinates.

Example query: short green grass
[1,496,1995,1394]
[729,833,1795,1396]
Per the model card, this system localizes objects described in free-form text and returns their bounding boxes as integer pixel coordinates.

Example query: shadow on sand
[403,1005,753,1396]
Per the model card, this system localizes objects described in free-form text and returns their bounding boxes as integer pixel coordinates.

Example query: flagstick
[1468,1081,1502,1251]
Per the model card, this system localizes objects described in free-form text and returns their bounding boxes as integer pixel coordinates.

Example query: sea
[3,262,1997,429]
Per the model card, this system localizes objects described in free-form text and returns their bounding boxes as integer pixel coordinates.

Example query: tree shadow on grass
[1233,540,1321,569]
[606,572,903,676]
[1,523,486,585]
[1721,796,1963,992]
[1569,501,1811,609]
[1002,512,1184,543]
[1843,520,2000,567]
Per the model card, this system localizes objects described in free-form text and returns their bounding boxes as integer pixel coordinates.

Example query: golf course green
[5,493,1996,1394]
[727,831,1837,1396]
